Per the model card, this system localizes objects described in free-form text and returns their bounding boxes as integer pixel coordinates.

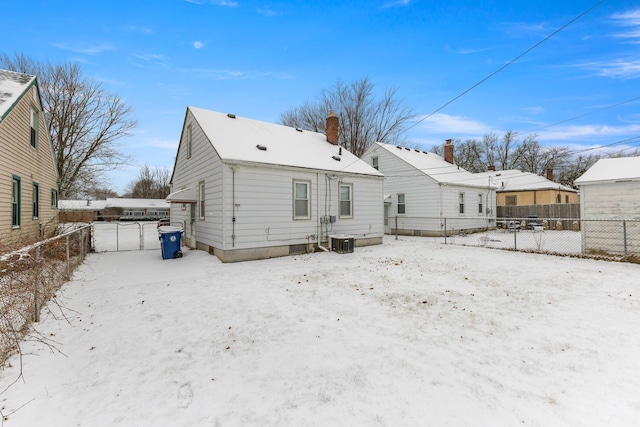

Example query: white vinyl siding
[339,183,353,218]
[361,143,495,234]
[579,180,640,255]
[293,180,310,219]
[186,124,192,158]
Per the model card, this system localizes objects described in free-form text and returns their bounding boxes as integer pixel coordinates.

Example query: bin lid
[158,225,184,234]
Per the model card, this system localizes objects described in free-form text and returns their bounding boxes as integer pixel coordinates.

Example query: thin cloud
[381,0,411,9]
[125,25,153,35]
[416,113,494,135]
[611,8,640,42]
[193,41,205,49]
[51,42,113,55]
[258,7,278,17]
[182,67,289,80]
[577,59,640,79]
[537,123,640,141]
[186,0,238,6]
[501,21,552,38]
[523,106,545,115]
[445,45,495,55]
[131,53,169,68]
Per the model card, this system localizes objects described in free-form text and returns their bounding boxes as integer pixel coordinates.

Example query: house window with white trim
[12,176,21,227]
[293,180,310,219]
[339,183,353,218]
[198,181,205,219]
[51,189,59,209]
[30,108,38,148]
[478,194,483,214]
[459,192,465,214]
[372,156,379,170]
[397,193,405,214]
[32,182,39,219]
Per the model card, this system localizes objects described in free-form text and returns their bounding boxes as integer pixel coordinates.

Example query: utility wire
[403,0,606,134]
[523,95,640,135]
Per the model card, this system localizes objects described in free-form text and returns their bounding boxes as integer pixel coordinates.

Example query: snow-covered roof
[372,142,491,188]
[105,198,170,209]
[59,199,171,210]
[58,200,108,210]
[0,69,36,122]
[574,157,640,185]
[475,170,576,192]
[189,107,383,177]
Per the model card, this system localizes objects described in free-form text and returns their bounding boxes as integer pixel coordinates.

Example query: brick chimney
[326,110,339,145]
[546,167,554,181]
[444,139,454,164]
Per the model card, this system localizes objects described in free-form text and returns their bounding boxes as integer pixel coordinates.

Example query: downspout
[230,165,237,247]
[317,172,329,251]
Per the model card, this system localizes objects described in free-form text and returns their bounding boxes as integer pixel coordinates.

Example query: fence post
[623,220,628,261]
[79,229,84,261]
[116,223,120,252]
[444,218,447,244]
[66,234,71,279]
[34,247,41,322]
[395,216,398,240]
[139,223,144,250]
[513,225,517,250]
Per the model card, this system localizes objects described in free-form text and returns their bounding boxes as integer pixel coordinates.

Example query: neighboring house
[105,198,170,221]
[361,140,496,236]
[59,198,170,222]
[58,199,108,222]
[475,169,579,220]
[574,156,640,256]
[0,69,59,243]
[167,107,384,262]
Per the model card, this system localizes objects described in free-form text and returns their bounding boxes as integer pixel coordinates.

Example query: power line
[523,95,640,135]
[403,0,606,134]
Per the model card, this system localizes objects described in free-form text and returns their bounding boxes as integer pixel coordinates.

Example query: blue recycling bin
[158,226,183,259]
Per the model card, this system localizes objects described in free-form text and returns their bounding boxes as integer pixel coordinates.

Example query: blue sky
[2,0,639,194]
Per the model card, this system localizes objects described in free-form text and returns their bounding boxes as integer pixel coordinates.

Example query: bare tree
[279,77,415,157]
[0,53,137,198]
[125,165,171,199]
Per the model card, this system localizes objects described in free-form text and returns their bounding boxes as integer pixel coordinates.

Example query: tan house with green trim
[476,169,578,207]
[0,69,59,244]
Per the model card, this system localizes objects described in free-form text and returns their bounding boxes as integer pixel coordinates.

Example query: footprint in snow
[178,383,193,408]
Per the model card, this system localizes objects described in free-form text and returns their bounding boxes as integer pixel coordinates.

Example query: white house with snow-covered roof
[167,107,384,262]
[361,140,496,236]
[574,156,640,256]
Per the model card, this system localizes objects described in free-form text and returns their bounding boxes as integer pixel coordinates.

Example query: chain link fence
[92,221,163,252]
[391,216,640,263]
[0,225,91,364]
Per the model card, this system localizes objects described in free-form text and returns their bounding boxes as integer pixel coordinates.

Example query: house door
[187,203,197,248]
[384,204,391,234]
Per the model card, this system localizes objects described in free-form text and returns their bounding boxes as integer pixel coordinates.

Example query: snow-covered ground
[0,236,639,426]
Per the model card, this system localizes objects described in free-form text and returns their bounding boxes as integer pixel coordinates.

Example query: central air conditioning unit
[330,234,354,254]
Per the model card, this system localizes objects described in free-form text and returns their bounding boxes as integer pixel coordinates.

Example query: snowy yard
[0,236,639,426]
